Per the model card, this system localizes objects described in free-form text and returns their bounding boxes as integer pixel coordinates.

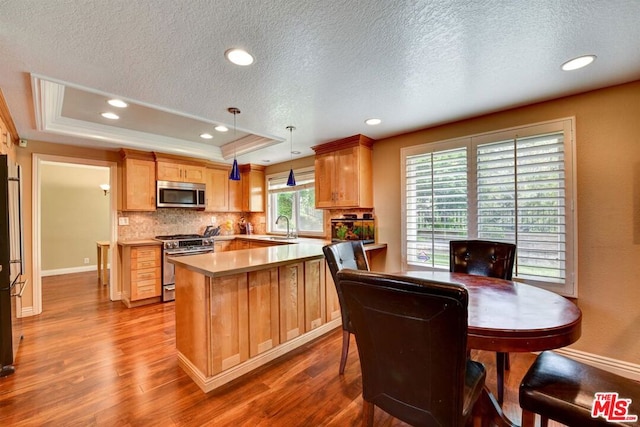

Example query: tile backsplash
[118,209,265,240]
[118,208,373,241]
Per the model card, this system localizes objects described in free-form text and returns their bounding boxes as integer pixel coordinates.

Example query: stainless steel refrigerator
[0,154,24,376]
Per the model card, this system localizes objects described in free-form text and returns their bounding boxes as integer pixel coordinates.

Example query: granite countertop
[168,243,326,277]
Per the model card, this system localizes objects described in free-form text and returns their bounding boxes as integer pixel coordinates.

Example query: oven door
[162,248,214,300]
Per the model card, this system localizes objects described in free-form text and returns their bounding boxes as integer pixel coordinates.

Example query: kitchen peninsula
[169,238,380,392]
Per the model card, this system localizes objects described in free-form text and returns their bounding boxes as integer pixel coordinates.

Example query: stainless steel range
[155,234,215,302]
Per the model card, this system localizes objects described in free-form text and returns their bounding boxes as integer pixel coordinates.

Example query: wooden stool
[96,241,110,285]
[520,351,640,426]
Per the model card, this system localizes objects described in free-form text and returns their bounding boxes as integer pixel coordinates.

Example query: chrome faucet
[275,215,290,238]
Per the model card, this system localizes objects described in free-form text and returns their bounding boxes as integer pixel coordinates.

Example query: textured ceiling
[1,0,640,165]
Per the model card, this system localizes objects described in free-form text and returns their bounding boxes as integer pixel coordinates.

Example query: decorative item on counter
[238,216,252,234]
[223,219,235,235]
[203,225,221,237]
[331,215,375,243]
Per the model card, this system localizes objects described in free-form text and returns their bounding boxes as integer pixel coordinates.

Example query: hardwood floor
[0,271,564,426]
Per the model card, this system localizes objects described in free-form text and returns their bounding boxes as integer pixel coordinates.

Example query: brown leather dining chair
[336,269,488,426]
[450,239,517,405]
[322,241,370,375]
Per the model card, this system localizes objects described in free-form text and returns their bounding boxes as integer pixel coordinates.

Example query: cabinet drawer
[134,258,159,269]
[131,247,159,259]
[132,267,160,282]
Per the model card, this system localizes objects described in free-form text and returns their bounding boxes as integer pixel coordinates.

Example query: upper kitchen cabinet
[120,149,156,211]
[154,153,205,183]
[312,134,374,209]
[240,164,265,212]
[204,164,230,212]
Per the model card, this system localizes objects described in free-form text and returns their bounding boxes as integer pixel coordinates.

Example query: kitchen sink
[267,236,293,241]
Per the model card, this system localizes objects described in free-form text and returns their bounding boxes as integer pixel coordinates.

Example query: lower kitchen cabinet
[304,258,326,332]
[324,261,342,323]
[248,268,280,357]
[278,262,305,343]
[119,243,161,307]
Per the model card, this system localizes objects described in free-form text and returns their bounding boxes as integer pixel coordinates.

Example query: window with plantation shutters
[402,118,577,296]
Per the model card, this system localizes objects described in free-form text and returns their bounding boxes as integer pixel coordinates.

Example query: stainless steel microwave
[156,180,206,209]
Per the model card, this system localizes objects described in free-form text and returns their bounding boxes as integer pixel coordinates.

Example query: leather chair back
[450,239,516,280]
[322,241,370,332]
[337,269,483,426]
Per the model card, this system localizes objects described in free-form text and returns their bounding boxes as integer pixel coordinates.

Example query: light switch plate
[118,217,129,225]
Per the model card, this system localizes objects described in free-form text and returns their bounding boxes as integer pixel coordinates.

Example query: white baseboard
[553,348,640,381]
[41,265,104,276]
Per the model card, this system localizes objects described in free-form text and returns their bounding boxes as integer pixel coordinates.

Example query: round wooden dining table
[400,271,582,353]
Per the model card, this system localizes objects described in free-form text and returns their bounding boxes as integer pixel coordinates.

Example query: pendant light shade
[229,158,240,181]
[286,125,296,186]
[287,168,296,186]
[228,107,241,181]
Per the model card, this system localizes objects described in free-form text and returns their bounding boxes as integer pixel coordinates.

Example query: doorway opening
[32,154,119,315]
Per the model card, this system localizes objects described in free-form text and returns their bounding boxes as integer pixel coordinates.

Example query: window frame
[401,118,577,297]
[266,166,325,237]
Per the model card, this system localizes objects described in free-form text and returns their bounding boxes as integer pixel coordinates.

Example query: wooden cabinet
[214,240,234,252]
[240,164,265,212]
[120,149,156,211]
[312,134,374,209]
[248,268,280,357]
[278,262,305,342]
[119,244,161,307]
[228,178,242,212]
[304,258,326,332]
[205,166,230,211]
[324,262,342,323]
[156,160,205,183]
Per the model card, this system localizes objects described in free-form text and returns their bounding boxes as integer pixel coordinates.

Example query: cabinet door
[304,258,325,332]
[279,262,304,342]
[325,262,341,322]
[228,178,242,212]
[183,164,205,183]
[156,161,183,182]
[209,273,249,375]
[205,167,229,211]
[124,158,156,211]
[214,240,233,252]
[314,152,335,208]
[334,146,359,207]
[241,169,265,212]
[248,268,280,357]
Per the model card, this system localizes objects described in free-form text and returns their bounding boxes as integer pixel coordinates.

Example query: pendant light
[228,107,241,181]
[286,125,296,186]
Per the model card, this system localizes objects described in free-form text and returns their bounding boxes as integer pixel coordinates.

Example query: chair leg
[496,352,506,405]
[520,409,536,427]
[362,399,374,427]
[504,352,510,370]
[339,330,350,375]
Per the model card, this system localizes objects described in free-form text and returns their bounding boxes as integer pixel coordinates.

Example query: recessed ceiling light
[262,160,271,163]
[561,55,596,71]
[365,118,382,125]
[291,151,301,155]
[215,125,229,132]
[107,99,128,108]
[225,48,254,66]
[200,133,213,139]
[101,112,119,120]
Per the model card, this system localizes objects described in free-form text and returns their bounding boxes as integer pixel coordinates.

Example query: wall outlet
[118,217,129,226]
[211,216,217,224]
[83,257,90,264]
